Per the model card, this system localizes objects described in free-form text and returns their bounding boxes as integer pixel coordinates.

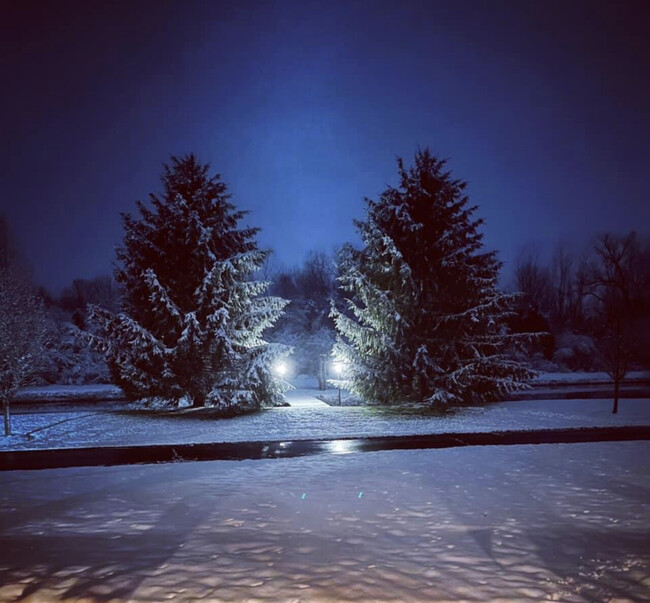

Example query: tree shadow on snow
[4,498,213,602]
[523,524,650,602]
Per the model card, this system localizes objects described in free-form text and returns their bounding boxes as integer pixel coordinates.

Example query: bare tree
[60,275,121,315]
[551,242,575,327]
[272,271,298,299]
[0,222,47,435]
[572,250,592,329]
[514,247,554,315]
[585,232,649,413]
[296,251,335,301]
[256,253,281,285]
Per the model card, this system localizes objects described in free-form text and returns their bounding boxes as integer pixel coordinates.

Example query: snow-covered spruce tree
[90,155,289,409]
[331,149,534,406]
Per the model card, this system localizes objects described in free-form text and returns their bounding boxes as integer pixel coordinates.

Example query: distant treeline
[510,234,650,374]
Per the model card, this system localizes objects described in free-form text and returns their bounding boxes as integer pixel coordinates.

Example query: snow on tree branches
[0,220,48,435]
[331,149,534,406]
[90,155,289,410]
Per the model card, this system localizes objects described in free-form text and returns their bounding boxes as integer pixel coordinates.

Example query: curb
[1,425,649,471]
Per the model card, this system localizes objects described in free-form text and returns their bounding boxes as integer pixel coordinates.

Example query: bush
[552,332,598,371]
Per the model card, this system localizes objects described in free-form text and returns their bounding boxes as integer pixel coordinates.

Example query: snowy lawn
[0,441,647,602]
[533,371,650,385]
[2,392,649,451]
[11,371,649,405]
[13,384,124,403]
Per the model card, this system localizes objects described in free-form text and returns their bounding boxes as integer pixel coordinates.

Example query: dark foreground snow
[1,441,648,602]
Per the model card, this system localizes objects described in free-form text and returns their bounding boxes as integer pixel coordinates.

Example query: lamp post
[333,362,343,405]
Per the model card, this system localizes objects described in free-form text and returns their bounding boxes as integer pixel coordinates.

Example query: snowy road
[1,442,648,602]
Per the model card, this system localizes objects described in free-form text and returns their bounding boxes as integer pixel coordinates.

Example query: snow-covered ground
[0,441,647,602]
[9,371,649,406]
[533,371,650,385]
[2,392,649,451]
[13,383,123,402]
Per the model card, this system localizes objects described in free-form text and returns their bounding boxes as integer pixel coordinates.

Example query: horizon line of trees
[9,227,647,385]
[511,232,650,412]
[2,150,649,434]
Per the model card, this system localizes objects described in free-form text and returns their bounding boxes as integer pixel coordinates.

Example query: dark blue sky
[1,0,648,293]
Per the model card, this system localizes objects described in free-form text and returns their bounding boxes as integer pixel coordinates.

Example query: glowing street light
[332,362,344,405]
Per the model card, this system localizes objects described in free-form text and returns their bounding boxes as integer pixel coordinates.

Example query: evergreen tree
[91,155,289,409]
[331,149,534,405]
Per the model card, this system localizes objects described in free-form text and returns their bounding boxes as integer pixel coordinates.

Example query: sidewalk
[284,388,329,408]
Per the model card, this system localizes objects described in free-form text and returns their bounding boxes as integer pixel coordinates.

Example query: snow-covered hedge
[33,318,110,385]
[552,332,599,372]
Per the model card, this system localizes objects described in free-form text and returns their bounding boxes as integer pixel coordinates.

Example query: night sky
[1,0,648,293]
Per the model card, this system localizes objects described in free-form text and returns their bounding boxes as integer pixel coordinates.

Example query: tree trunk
[2,397,10,436]
[612,329,621,414]
[191,389,206,408]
